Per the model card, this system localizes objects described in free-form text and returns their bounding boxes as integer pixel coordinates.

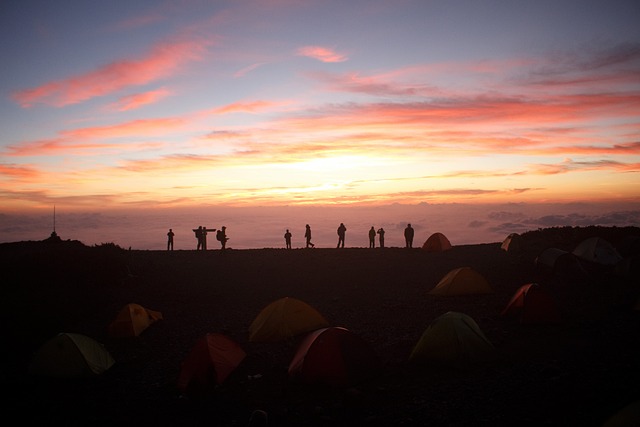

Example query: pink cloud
[12,37,210,108]
[297,45,348,63]
[210,100,282,114]
[234,62,267,78]
[107,88,171,111]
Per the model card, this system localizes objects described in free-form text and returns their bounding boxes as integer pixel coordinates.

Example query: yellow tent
[249,297,329,342]
[428,267,493,296]
[108,303,163,337]
[409,312,495,367]
[422,232,452,252]
[29,333,115,378]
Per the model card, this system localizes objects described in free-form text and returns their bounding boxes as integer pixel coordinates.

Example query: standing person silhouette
[368,226,376,248]
[377,227,385,248]
[216,226,229,250]
[167,228,175,251]
[305,224,315,248]
[201,226,208,250]
[284,229,292,249]
[404,223,414,248]
[193,226,203,250]
[337,223,347,248]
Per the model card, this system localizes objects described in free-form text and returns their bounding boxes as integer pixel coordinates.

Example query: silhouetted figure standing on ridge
[284,229,292,249]
[369,226,376,248]
[167,228,175,251]
[305,224,315,248]
[404,223,414,249]
[216,226,229,250]
[337,223,347,248]
[193,226,203,250]
[377,227,385,248]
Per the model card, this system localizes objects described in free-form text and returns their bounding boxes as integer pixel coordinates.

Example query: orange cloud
[0,163,41,180]
[12,37,210,107]
[529,159,640,175]
[297,45,348,63]
[107,88,171,111]
[6,118,183,156]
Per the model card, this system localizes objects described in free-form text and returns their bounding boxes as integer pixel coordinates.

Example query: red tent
[501,283,561,324]
[288,327,381,387]
[177,333,246,396]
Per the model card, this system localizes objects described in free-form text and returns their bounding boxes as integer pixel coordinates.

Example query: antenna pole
[53,205,56,233]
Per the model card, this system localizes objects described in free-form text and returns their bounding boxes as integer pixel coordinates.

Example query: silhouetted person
[284,229,292,249]
[216,226,229,250]
[369,226,376,248]
[377,227,385,248]
[201,226,208,250]
[167,228,175,251]
[404,223,414,248]
[305,224,315,248]
[193,226,203,250]
[337,223,347,248]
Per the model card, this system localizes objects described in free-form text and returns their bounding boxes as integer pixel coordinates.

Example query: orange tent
[177,333,246,396]
[288,327,382,387]
[108,303,163,337]
[422,232,452,252]
[428,267,493,296]
[501,283,561,324]
[249,297,329,342]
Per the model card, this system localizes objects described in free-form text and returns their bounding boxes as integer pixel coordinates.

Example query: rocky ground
[1,226,639,426]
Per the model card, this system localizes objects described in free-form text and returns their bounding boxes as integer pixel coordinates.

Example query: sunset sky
[1,1,639,249]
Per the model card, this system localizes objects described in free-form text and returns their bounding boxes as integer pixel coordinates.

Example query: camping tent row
[503,233,627,268]
[28,276,564,388]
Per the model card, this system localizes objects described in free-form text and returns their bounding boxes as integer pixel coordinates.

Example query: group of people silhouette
[167,223,415,251]
[167,226,229,251]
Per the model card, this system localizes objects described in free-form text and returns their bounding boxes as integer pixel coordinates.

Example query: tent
[573,236,623,267]
[409,312,495,367]
[177,333,246,396]
[501,283,561,324]
[602,400,640,427]
[617,235,640,258]
[249,297,329,342]
[288,327,382,387]
[29,333,115,378]
[500,233,522,252]
[422,232,452,252]
[108,303,163,337]
[535,248,588,282]
[428,267,493,296]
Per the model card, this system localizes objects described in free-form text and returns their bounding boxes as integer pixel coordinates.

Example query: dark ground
[1,226,639,426]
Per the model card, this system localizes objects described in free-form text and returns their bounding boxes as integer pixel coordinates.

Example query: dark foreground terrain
[1,226,639,426]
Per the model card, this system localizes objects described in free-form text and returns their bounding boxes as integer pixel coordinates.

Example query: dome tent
[288,327,382,387]
[108,303,163,337]
[572,236,623,267]
[29,333,115,378]
[249,297,329,342]
[501,283,561,324]
[422,232,452,252]
[409,312,495,368]
[177,333,246,397]
[500,233,522,252]
[428,267,493,296]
